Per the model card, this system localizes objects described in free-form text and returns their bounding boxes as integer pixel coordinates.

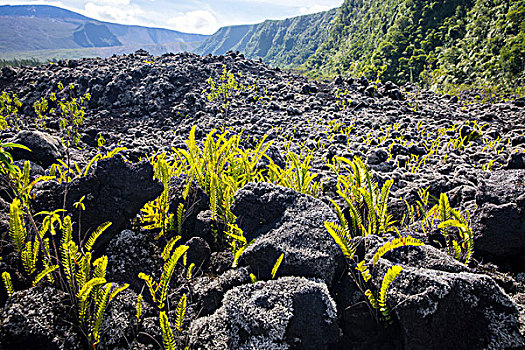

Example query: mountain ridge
[0,5,208,58]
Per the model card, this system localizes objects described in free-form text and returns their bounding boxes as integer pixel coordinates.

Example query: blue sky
[0,0,343,34]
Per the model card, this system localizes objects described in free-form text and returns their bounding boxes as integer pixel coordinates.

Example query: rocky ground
[0,49,524,349]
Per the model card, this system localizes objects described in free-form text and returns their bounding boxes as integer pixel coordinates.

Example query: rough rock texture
[8,130,66,168]
[365,236,524,350]
[232,182,344,285]
[473,169,525,260]
[188,276,340,350]
[105,229,159,288]
[192,267,253,316]
[0,287,83,350]
[31,155,163,250]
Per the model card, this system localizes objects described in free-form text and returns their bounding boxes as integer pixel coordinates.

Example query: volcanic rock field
[0,50,524,349]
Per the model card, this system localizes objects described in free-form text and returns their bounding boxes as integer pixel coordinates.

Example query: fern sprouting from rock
[160,311,176,350]
[138,243,189,310]
[332,156,396,237]
[271,253,285,279]
[325,221,356,260]
[174,293,187,332]
[2,271,14,297]
[378,265,403,324]
[372,236,425,265]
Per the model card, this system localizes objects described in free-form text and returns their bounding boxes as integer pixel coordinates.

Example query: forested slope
[196,9,338,67]
[307,0,525,88]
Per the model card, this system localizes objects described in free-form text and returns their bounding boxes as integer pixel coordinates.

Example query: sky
[0,0,344,35]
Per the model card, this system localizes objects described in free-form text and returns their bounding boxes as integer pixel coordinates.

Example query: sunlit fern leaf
[136,294,143,322]
[356,261,372,282]
[2,271,14,297]
[109,283,129,301]
[160,311,176,350]
[372,236,425,265]
[9,198,26,253]
[174,293,187,332]
[158,245,189,309]
[75,252,91,291]
[378,265,403,324]
[176,203,185,235]
[84,222,112,252]
[92,255,108,280]
[161,236,182,261]
[271,253,285,279]
[329,199,349,231]
[138,272,158,304]
[77,277,106,324]
[232,239,255,268]
[364,289,379,309]
[91,283,112,346]
[250,273,257,283]
[83,154,101,176]
[186,263,195,280]
[325,222,355,260]
[32,265,58,287]
[452,240,461,260]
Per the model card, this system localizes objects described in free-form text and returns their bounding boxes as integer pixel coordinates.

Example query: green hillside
[196,9,338,68]
[307,0,525,88]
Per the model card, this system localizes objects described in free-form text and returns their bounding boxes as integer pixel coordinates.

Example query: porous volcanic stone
[188,276,341,350]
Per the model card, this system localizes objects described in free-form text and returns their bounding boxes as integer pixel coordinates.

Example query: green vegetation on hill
[196,9,338,68]
[307,0,525,89]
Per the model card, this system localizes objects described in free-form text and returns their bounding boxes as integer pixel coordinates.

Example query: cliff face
[195,9,338,67]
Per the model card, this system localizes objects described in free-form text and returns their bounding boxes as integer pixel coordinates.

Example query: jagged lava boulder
[8,130,66,168]
[231,182,344,285]
[0,286,83,350]
[31,155,163,250]
[188,276,341,350]
[473,169,525,261]
[363,235,524,349]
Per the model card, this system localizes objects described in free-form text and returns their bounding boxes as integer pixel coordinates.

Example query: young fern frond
[176,203,185,235]
[378,265,403,324]
[32,265,58,287]
[161,236,182,261]
[136,294,143,322]
[271,253,285,279]
[232,239,255,268]
[84,222,111,252]
[158,245,189,309]
[364,289,378,309]
[2,271,14,297]
[138,272,158,301]
[186,263,195,280]
[174,293,187,332]
[325,222,355,260]
[77,277,106,325]
[371,236,425,265]
[92,255,108,280]
[8,198,26,253]
[356,261,372,282]
[91,283,112,346]
[160,311,176,350]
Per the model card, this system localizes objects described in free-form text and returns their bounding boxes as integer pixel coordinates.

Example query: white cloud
[83,1,143,25]
[167,10,217,35]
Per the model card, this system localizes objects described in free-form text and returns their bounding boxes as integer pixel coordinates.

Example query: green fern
[271,253,285,279]
[136,294,143,322]
[84,222,111,252]
[32,265,58,287]
[325,222,356,260]
[372,236,424,265]
[174,293,187,332]
[160,311,176,350]
[2,271,14,297]
[8,199,26,253]
[378,265,403,324]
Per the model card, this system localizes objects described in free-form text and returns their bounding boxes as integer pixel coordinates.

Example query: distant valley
[0,5,208,60]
